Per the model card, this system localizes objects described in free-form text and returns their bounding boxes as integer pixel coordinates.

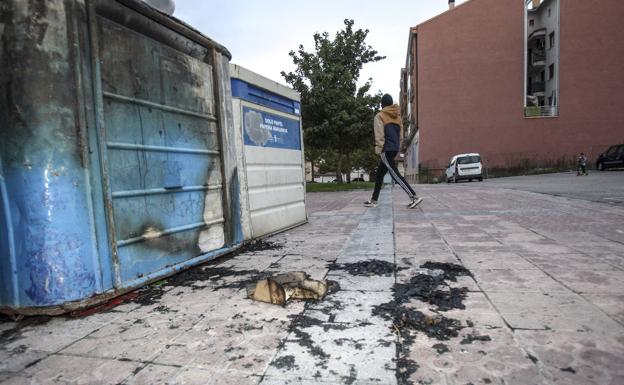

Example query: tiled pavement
[1,182,624,385]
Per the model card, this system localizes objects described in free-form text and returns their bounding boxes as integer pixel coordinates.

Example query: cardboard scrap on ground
[247,271,328,305]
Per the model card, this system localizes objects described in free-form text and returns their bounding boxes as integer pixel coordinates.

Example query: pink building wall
[412,0,624,170]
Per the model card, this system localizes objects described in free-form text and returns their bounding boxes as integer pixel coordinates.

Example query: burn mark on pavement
[327,260,405,276]
[460,333,492,345]
[372,261,476,385]
[527,353,539,364]
[271,355,298,370]
[432,343,450,354]
[123,240,285,307]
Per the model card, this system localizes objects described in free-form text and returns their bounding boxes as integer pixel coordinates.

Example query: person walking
[364,94,422,208]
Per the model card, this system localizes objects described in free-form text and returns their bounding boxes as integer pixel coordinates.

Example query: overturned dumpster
[0,0,243,314]
[230,64,307,239]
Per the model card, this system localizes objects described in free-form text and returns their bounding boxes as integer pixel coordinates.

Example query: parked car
[445,153,483,183]
[596,144,624,171]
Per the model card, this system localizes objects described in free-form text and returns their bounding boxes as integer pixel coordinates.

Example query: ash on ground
[373,261,487,385]
[327,260,404,276]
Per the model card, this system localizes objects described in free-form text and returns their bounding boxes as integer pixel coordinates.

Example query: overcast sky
[174,0,468,102]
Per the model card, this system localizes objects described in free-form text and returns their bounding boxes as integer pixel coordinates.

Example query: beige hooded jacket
[373,104,404,154]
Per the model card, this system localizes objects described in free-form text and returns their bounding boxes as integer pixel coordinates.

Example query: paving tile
[121,363,180,385]
[333,253,394,264]
[404,324,546,385]
[0,348,49,373]
[325,272,394,292]
[395,253,459,269]
[457,252,538,270]
[432,292,507,330]
[397,242,451,255]
[0,317,104,354]
[515,330,624,385]
[60,313,202,361]
[524,254,617,271]
[510,242,577,256]
[544,269,624,294]
[166,367,259,385]
[471,269,568,293]
[259,376,383,385]
[16,354,138,385]
[582,294,624,325]
[305,290,394,325]
[487,292,623,333]
[264,322,395,384]
[154,314,289,369]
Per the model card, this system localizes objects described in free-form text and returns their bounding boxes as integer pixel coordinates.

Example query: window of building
[549,32,555,49]
[549,64,555,80]
[548,96,552,105]
[537,39,545,50]
[529,19,534,26]
[540,71,545,82]
[548,8,551,17]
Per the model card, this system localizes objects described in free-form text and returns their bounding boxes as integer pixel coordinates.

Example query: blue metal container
[0,0,241,315]
[230,65,307,240]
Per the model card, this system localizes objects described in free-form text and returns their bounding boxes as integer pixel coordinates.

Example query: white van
[445,153,483,183]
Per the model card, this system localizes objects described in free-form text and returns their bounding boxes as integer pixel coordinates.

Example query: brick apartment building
[400,0,624,181]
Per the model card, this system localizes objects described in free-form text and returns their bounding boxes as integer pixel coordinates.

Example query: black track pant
[371,151,416,201]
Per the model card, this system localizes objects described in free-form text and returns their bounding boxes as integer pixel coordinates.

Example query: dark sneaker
[408,197,423,209]
[364,200,378,207]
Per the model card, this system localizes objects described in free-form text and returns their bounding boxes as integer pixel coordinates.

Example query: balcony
[524,105,559,118]
[530,51,546,67]
[528,28,546,40]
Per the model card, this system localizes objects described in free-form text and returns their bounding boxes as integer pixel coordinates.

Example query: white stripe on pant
[381,152,415,198]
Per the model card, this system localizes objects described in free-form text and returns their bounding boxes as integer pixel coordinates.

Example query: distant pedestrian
[364,94,422,209]
[577,152,588,176]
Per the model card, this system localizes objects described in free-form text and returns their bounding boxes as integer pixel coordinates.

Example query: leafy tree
[282,19,385,182]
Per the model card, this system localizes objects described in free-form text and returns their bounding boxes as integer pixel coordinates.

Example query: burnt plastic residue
[397,308,462,340]
[77,240,286,311]
[419,262,472,281]
[237,239,284,253]
[432,343,450,354]
[271,355,298,370]
[327,260,404,276]
[460,333,492,345]
[393,262,473,312]
[372,261,479,385]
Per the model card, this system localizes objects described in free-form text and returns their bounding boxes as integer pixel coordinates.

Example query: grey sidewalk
[2,182,624,385]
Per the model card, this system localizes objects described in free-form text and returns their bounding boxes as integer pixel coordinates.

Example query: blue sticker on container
[243,107,301,150]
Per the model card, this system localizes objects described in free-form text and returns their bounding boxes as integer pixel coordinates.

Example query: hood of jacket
[378,104,402,127]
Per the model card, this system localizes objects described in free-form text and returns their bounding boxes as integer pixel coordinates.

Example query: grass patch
[306,181,375,193]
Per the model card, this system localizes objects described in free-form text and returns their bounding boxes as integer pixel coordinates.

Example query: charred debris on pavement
[66,239,286,314]
[327,259,404,276]
[372,261,493,385]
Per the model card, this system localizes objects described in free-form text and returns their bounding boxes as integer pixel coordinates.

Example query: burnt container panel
[96,14,225,283]
[0,0,103,310]
[0,0,239,314]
